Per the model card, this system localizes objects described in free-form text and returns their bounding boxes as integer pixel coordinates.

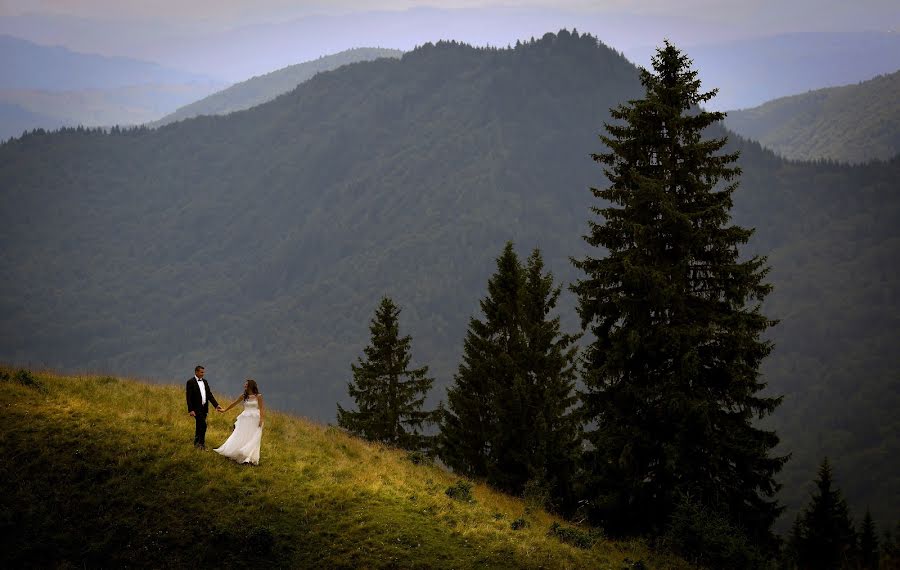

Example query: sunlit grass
[0,368,693,568]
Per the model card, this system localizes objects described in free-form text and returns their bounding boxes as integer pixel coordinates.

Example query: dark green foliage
[859,509,879,570]
[444,480,474,503]
[1,31,898,527]
[548,522,598,550]
[0,368,46,392]
[571,41,787,544]
[337,296,438,451]
[405,450,433,466]
[661,494,767,569]
[795,458,858,570]
[439,243,580,507]
[882,522,900,570]
[510,517,528,530]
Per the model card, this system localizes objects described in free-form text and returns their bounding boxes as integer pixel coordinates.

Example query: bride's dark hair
[243,378,260,400]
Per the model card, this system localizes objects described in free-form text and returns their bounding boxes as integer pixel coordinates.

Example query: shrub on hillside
[0,369,46,392]
[548,521,598,549]
[445,480,475,503]
[660,494,767,569]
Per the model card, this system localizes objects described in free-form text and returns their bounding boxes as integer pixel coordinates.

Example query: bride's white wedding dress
[214,397,262,465]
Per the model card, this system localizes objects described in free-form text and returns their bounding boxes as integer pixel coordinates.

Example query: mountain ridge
[723,70,900,163]
[153,47,404,127]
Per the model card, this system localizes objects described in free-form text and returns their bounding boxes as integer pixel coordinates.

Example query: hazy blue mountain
[0,83,224,141]
[0,101,65,140]
[0,35,225,139]
[154,48,403,126]
[0,34,219,90]
[0,31,897,529]
[626,32,900,110]
[723,70,900,164]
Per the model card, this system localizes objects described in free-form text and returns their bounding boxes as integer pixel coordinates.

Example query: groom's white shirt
[195,375,207,405]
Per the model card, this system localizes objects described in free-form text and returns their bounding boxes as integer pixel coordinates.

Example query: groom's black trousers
[194,412,208,448]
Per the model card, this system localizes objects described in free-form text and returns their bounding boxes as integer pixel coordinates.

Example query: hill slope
[723,70,900,164]
[1,31,898,528]
[0,368,687,568]
[154,48,403,126]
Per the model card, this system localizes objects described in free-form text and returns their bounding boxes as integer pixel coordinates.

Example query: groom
[185,365,223,449]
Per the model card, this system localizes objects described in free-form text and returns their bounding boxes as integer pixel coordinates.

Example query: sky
[1,1,897,88]
[3,0,897,33]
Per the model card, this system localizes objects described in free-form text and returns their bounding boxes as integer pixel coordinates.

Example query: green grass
[0,368,692,568]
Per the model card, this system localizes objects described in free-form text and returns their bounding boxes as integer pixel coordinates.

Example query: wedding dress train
[214,397,262,464]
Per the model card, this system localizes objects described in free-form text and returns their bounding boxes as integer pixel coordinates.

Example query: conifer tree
[337,296,437,451]
[440,242,579,504]
[859,508,879,570]
[570,41,787,543]
[798,458,857,570]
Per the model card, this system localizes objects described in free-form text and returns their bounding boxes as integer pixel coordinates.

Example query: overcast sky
[1,0,897,87]
[3,0,897,33]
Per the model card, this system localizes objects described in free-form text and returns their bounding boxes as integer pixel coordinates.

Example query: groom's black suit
[186,376,220,448]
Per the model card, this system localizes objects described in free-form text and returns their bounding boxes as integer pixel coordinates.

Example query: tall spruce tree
[570,41,787,543]
[337,296,437,451]
[859,508,879,570]
[798,458,858,570]
[440,242,580,505]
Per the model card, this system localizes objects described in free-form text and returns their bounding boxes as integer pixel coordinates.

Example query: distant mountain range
[1,31,897,529]
[0,34,216,90]
[154,48,403,126]
[724,70,900,164]
[0,35,225,140]
[626,32,900,111]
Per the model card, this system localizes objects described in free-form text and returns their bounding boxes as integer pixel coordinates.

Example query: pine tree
[439,243,580,504]
[513,249,581,509]
[798,458,857,570]
[859,508,879,570]
[784,514,805,570]
[570,41,787,543]
[337,296,437,451]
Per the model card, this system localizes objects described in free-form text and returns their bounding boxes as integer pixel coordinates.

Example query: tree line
[330,41,891,568]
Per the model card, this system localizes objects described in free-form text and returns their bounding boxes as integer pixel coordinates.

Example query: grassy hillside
[153,48,403,126]
[0,367,688,568]
[724,70,900,163]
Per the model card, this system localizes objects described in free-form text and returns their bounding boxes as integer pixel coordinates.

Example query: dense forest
[1,31,897,534]
[725,70,900,163]
[153,47,403,126]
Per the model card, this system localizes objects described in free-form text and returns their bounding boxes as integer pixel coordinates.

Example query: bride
[214,378,265,465]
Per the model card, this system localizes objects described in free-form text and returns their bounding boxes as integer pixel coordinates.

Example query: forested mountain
[1,31,897,529]
[154,48,403,126]
[724,70,900,164]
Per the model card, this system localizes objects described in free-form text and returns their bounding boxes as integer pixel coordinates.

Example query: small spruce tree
[440,242,580,505]
[798,458,857,570]
[859,508,879,570]
[337,296,437,451]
